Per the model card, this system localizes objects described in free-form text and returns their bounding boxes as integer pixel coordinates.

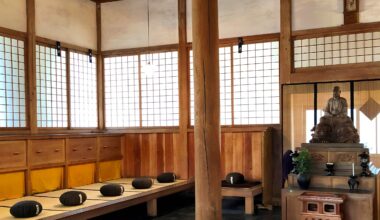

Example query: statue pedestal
[301,143,368,176]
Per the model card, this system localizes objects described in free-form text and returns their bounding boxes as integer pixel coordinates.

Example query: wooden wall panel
[124,133,187,179]
[220,132,263,182]
[187,132,195,178]
[189,131,267,182]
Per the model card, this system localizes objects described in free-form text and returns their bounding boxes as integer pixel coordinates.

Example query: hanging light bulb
[143,0,156,76]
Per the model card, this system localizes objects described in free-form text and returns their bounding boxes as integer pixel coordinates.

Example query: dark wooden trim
[343,0,359,25]
[96,3,105,130]
[90,0,122,3]
[36,36,98,54]
[187,125,276,133]
[230,45,235,126]
[30,163,66,170]
[138,56,142,128]
[293,62,380,74]
[102,44,179,57]
[219,33,280,46]
[292,21,380,40]
[0,26,27,40]
[178,0,189,179]
[105,127,180,134]
[290,63,380,83]
[0,167,28,174]
[280,0,292,84]
[27,0,37,134]
[0,133,123,141]
[313,83,317,126]
[66,50,72,129]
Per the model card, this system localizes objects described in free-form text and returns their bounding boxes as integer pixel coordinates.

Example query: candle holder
[324,163,335,176]
[359,152,372,177]
[348,175,359,191]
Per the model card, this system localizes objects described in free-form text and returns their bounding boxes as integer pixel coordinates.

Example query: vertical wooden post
[26,0,37,133]
[192,0,222,219]
[96,2,105,130]
[344,0,359,25]
[178,0,189,179]
[280,0,292,84]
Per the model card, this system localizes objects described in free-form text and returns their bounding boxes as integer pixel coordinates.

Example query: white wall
[360,0,380,23]
[0,0,26,32]
[292,0,343,31]
[36,0,97,49]
[102,0,178,51]
[187,0,280,42]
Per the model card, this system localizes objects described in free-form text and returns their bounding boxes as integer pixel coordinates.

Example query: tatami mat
[0,196,105,211]
[0,207,64,220]
[35,189,140,201]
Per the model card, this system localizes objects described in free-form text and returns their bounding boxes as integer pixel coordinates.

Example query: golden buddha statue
[310,86,359,143]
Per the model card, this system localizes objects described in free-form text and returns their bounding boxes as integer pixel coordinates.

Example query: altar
[282,86,378,220]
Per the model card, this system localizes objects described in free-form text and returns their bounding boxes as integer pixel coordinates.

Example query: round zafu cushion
[10,200,42,218]
[100,184,125,196]
[157,172,176,183]
[59,191,87,206]
[132,177,153,189]
[225,172,245,185]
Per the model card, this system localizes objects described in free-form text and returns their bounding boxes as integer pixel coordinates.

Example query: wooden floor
[91,191,281,220]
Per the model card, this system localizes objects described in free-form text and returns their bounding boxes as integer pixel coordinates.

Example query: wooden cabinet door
[0,141,27,169]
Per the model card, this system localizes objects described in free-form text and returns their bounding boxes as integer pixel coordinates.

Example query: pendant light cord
[147,0,151,64]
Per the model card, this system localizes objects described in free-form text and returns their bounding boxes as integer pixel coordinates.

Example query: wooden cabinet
[0,141,27,169]
[99,136,122,161]
[0,134,123,197]
[67,138,97,163]
[29,139,65,167]
[282,187,374,220]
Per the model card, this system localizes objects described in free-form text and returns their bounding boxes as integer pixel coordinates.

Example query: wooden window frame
[188,33,281,128]
[0,30,28,131]
[103,46,180,130]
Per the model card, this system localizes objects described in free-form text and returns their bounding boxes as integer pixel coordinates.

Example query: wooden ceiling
[91,0,122,3]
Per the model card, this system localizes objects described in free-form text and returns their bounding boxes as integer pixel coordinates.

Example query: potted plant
[294,148,311,189]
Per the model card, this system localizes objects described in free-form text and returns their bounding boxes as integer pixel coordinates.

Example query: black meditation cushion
[100,184,125,196]
[157,172,176,183]
[10,200,43,218]
[225,172,245,185]
[59,191,87,206]
[132,177,153,189]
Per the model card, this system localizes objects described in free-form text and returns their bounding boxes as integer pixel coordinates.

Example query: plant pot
[297,173,311,189]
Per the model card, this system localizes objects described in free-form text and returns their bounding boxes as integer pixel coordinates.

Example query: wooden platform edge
[39,180,194,220]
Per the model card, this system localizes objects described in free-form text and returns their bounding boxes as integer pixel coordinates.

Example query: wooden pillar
[177,0,189,179]
[96,3,105,130]
[26,0,37,133]
[192,0,221,219]
[280,0,292,84]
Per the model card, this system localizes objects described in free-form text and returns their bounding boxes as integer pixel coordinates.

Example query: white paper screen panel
[0,0,26,32]
[189,47,232,126]
[35,0,97,50]
[294,31,380,68]
[0,36,26,127]
[70,52,98,128]
[292,0,343,31]
[186,0,280,42]
[102,0,178,51]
